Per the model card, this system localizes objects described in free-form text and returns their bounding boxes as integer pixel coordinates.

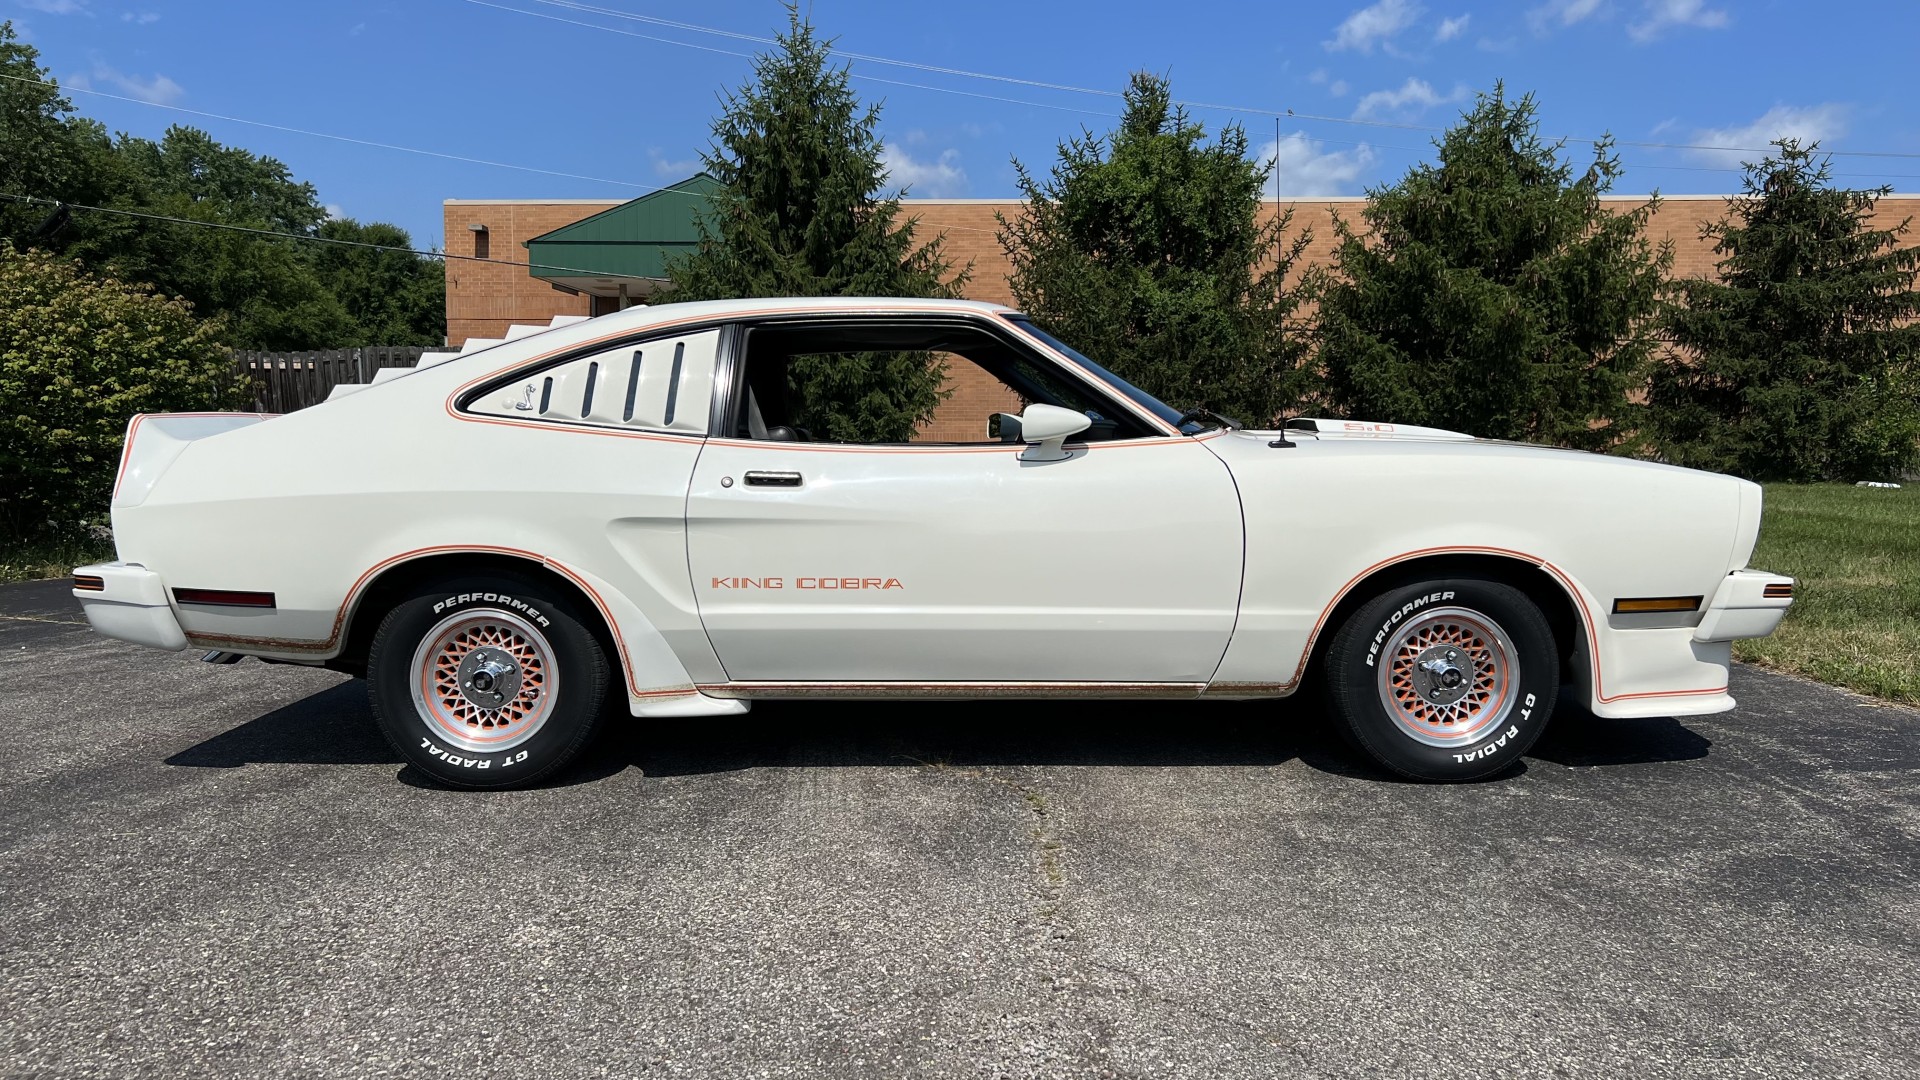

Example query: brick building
[445,181,1920,438]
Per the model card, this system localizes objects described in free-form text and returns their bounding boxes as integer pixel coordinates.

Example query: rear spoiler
[113,412,277,509]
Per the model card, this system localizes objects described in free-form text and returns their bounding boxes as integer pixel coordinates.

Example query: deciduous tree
[2,24,444,349]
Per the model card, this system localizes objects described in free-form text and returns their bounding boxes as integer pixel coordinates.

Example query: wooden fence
[232,347,457,413]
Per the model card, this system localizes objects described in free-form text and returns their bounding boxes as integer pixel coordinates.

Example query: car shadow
[619,697,1325,776]
[165,682,397,769]
[165,683,1713,787]
[1528,708,1713,767]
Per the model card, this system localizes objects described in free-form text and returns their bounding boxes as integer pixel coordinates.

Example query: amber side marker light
[1763,583,1795,599]
[1612,595,1704,614]
[72,574,105,592]
[173,588,276,609]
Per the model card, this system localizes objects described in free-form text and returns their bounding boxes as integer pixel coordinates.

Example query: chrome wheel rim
[1376,606,1518,747]
[409,609,558,753]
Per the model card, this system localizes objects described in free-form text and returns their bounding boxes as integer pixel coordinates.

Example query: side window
[733,320,1153,446]
[468,329,718,434]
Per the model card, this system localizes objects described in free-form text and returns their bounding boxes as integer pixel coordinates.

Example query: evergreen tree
[665,6,965,442]
[1648,141,1920,481]
[1315,85,1671,451]
[997,73,1311,426]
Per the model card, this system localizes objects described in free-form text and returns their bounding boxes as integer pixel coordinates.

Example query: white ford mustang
[74,297,1793,787]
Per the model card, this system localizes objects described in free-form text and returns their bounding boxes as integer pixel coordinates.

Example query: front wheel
[1324,578,1559,781]
[367,575,610,788]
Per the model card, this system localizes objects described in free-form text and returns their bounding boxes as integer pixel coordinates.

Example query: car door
[684,314,1244,686]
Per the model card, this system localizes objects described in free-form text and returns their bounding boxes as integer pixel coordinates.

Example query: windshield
[1004,317,1190,432]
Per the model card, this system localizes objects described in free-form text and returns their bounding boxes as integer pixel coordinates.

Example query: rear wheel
[367,575,610,788]
[1325,578,1558,781]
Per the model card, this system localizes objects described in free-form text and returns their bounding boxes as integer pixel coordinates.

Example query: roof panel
[525,173,719,281]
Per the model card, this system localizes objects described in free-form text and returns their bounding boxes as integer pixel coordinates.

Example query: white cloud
[18,0,90,14]
[323,204,345,221]
[67,61,183,104]
[647,149,703,179]
[1528,0,1606,31]
[120,11,159,24]
[1308,69,1351,97]
[1435,14,1470,41]
[1325,0,1423,53]
[1305,69,1351,96]
[1263,134,1378,197]
[1353,77,1467,120]
[1628,0,1728,42]
[881,143,968,198]
[1690,104,1848,167]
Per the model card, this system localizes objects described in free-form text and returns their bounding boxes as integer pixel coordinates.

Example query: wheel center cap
[1413,647,1474,706]
[456,648,522,710]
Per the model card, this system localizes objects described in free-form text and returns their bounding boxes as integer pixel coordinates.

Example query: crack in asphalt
[911,760,1130,1078]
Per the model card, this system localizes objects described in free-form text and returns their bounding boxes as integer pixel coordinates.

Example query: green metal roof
[524,174,719,286]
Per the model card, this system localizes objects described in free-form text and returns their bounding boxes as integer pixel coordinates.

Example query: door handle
[743,470,804,488]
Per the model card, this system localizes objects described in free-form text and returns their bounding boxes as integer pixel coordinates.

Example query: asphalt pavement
[3,577,1916,1079]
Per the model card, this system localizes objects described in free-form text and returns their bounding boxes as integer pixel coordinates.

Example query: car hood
[1229,417,1590,460]
[1208,416,1765,587]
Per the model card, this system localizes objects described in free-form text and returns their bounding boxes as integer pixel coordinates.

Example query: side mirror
[1014,403,1092,461]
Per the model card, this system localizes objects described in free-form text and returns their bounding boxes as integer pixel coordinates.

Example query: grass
[0,537,114,585]
[1736,483,1920,705]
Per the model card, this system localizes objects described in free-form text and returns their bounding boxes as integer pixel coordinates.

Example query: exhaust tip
[199,650,245,665]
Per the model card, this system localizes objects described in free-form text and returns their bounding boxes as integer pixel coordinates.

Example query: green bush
[0,242,250,541]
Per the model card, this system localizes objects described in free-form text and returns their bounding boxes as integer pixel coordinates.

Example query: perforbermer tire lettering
[1327,578,1559,781]
[370,574,608,789]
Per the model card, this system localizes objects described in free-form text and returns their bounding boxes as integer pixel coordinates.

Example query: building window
[473,229,490,260]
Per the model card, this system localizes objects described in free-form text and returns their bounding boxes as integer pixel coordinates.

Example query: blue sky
[9,0,1918,250]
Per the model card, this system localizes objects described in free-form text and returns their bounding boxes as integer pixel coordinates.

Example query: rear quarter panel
[108,348,723,699]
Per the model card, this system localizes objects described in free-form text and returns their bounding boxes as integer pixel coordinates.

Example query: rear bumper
[72,562,187,651]
[1695,569,1795,643]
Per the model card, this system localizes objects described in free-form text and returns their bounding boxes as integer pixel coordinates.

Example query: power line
[11,34,1919,233]
[477,0,1920,163]
[464,2,1920,182]
[0,71,680,194]
[0,69,1002,235]
[456,0,1116,118]
[0,192,635,276]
